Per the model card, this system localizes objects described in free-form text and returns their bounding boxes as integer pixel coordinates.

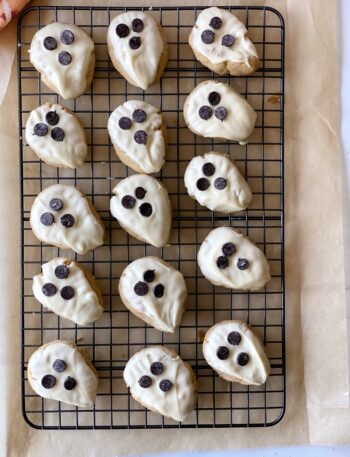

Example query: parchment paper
[0,1,349,455]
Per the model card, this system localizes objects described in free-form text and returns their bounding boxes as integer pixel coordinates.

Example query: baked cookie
[110,174,172,247]
[119,256,187,333]
[203,320,271,385]
[108,100,167,174]
[189,7,260,76]
[33,257,104,326]
[123,346,197,422]
[28,340,98,407]
[25,103,87,168]
[183,81,256,144]
[29,22,95,99]
[184,151,252,213]
[197,226,270,290]
[30,184,105,255]
[107,11,168,90]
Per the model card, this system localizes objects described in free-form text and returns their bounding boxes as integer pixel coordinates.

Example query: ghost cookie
[28,340,98,407]
[33,257,104,326]
[110,174,172,247]
[184,152,252,213]
[108,100,167,174]
[184,81,256,144]
[25,103,87,168]
[124,346,197,421]
[189,7,260,76]
[29,22,95,99]
[119,256,187,333]
[107,11,168,90]
[198,226,270,290]
[30,184,105,255]
[203,320,271,385]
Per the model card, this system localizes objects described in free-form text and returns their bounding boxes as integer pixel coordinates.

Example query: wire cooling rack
[18,5,285,429]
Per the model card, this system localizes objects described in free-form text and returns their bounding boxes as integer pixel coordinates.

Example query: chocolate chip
[42,283,57,297]
[64,376,77,390]
[139,202,152,217]
[150,361,163,376]
[55,264,69,279]
[34,123,48,137]
[202,162,215,177]
[60,214,75,228]
[45,111,59,126]
[216,346,229,360]
[154,284,164,298]
[237,352,249,366]
[222,34,235,47]
[118,116,132,130]
[43,36,57,50]
[214,177,227,190]
[237,258,249,270]
[61,286,74,300]
[208,91,221,106]
[53,359,66,373]
[201,29,215,44]
[40,212,54,226]
[138,375,152,388]
[132,18,144,33]
[214,106,228,121]
[51,127,65,142]
[41,374,56,389]
[134,130,148,145]
[129,36,141,50]
[58,51,72,65]
[134,281,148,296]
[209,16,222,30]
[132,109,147,123]
[216,256,229,269]
[227,331,241,346]
[135,186,146,200]
[159,379,173,392]
[196,177,210,191]
[49,198,63,211]
[60,29,74,45]
[121,195,136,209]
[143,269,155,283]
[222,242,236,257]
[198,105,213,120]
[116,23,130,38]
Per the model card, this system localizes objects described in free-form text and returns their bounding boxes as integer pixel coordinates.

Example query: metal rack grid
[18,5,285,429]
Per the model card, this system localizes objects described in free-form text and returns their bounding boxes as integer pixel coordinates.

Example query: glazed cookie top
[28,340,98,407]
[184,152,252,213]
[203,320,271,385]
[25,103,87,169]
[110,174,172,248]
[108,100,166,174]
[107,11,165,90]
[33,257,104,326]
[119,256,187,333]
[190,7,259,66]
[184,80,256,144]
[197,226,271,290]
[30,184,105,255]
[29,22,94,99]
[123,346,197,422]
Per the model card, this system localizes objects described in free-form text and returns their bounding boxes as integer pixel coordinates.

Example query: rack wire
[18,5,285,429]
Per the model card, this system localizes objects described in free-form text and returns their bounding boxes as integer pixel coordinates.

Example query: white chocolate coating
[108,100,166,174]
[28,340,98,407]
[110,174,172,248]
[183,80,256,144]
[107,11,165,90]
[29,22,95,100]
[33,257,104,326]
[119,256,187,333]
[123,346,197,422]
[25,103,87,169]
[184,152,252,213]
[30,184,105,255]
[203,320,271,386]
[197,226,271,290]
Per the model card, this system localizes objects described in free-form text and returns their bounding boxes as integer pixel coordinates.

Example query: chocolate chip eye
[51,127,65,142]
[216,256,229,269]
[201,29,215,44]
[135,186,146,200]
[143,269,155,283]
[198,105,213,120]
[222,34,235,47]
[45,111,59,126]
[61,286,74,300]
[208,91,221,106]
[60,29,74,45]
[154,283,164,298]
[214,106,228,121]
[214,177,227,190]
[202,162,215,177]
[237,352,249,366]
[42,283,57,297]
[132,109,147,123]
[150,361,163,375]
[53,359,66,373]
[49,198,63,211]
[237,258,249,270]
[129,36,141,50]
[209,16,222,30]
[134,130,148,145]
[55,264,69,279]
[134,281,149,296]
[64,376,77,390]
[227,331,241,346]
[159,379,173,392]
[196,177,210,191]
[121,195,136,209]
[139,375,152,388]
[40,212,54,226]
[118,116,132,130]
[58,51,72,65]
[139,202,152,217]
[34,123,48,137]
[116,23,130,38]
[216,346,229,360]
[43,36,57,50]
[132,18,144,33]
[60,214,75,228]
[222,242,236,257]
[41,374,56,389]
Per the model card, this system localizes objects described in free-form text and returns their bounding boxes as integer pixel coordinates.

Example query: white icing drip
[33,257,104,326]
[184,151,252,213]
[30,184,105,255]
[197,226,271,290]
[203,320,271,385]
[184,80,256,142]
[108,100,166,174]
[28,340,98,407]
[123,346,197,421]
